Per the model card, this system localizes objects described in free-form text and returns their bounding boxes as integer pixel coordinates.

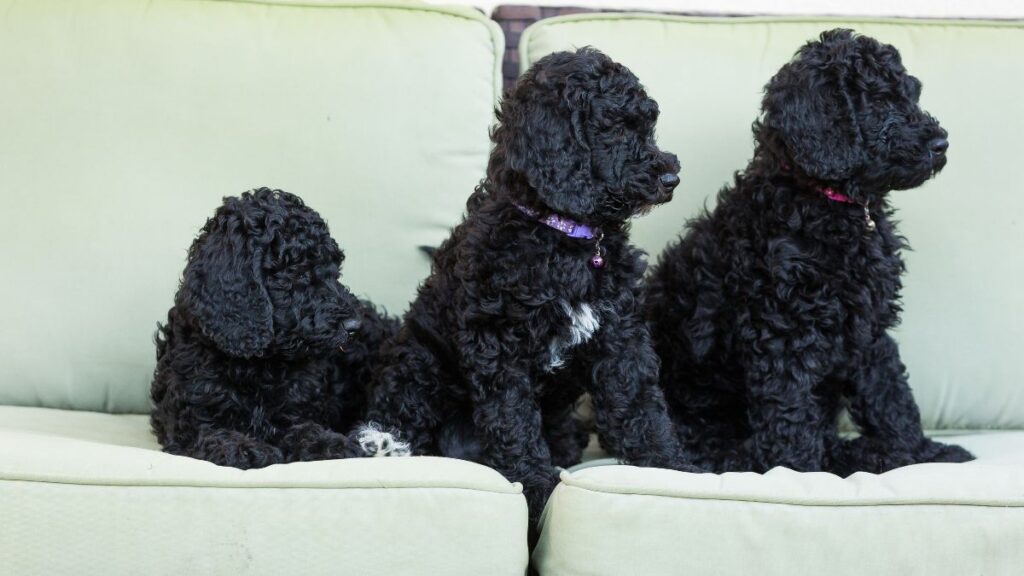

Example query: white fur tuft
[547,340,566,371]
[562,302,600,346]
[547,302,601,371]
[357,422,411,457]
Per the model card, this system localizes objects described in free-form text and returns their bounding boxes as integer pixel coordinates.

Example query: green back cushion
[0,0,502,413]
[521,16,1024,430]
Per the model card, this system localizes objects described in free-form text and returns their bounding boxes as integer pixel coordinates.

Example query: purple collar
[514,203,606,268]
[514,203,599,239]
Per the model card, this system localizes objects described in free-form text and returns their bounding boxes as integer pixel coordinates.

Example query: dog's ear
[762,29,865,181]
[497,63,597,216]
[180,208,274,358]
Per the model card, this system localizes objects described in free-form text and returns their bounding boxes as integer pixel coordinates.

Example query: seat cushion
[0,0,503,413]
[519,15,1024,430]
[0,406,528,576]
[533,432,1024,576]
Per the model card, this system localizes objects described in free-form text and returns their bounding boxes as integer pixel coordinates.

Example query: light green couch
[521,14,1024,576]
[0,1,529,574]
[3,2,1023,575]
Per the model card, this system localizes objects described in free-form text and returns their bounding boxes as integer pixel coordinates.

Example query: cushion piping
[556,469,1024,507]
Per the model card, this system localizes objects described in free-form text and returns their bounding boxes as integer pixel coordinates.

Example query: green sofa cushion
[534,431,1024,576]
[0,405,529,575]
[520,15,1024,430]
[0,0,503,413]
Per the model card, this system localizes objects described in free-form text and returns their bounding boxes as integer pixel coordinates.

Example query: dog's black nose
[929,138,949,155]
[342,318,361,333]
[659,173,680,190]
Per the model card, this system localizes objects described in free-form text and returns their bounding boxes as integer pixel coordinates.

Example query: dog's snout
[659,173,680,190]
[929,138,949,155]
[663,152,682,174]
[342,318,362,333]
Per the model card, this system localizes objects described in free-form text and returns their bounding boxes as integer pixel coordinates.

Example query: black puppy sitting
[368,48,697,520]
[645,29,973,476]
[152,188,406,467]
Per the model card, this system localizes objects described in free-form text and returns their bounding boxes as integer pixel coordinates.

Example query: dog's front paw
[828,437,916,476]
[357,423,411,457]
[193,431,284,469]
[916,439,974,464]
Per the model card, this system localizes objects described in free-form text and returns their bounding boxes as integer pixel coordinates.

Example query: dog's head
[758,29,947,200]
[178,188,361,359]
[490,47,680,225]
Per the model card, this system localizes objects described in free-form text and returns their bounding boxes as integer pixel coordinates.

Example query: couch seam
[556,480,1024,508]
[0,476,524,495]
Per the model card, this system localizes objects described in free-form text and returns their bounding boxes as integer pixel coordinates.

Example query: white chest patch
[548,302,601,371]
[565,302,600,346]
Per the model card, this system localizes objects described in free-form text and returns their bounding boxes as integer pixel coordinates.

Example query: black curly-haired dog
[368,47,697,519]
[645,29,974,476]
[152,188,406,467]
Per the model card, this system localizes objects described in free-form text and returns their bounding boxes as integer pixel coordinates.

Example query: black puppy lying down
[152,188,406,467]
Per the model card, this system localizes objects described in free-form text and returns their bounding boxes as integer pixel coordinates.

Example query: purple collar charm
[515,203,606,268]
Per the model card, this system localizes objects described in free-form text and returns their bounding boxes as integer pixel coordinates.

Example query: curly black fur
[645,29,974,475]
[368,48,698,521]
[151,188,404,467]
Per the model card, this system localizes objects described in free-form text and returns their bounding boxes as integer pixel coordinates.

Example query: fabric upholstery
[534,432,1024,576]
[519,15,1024,430]
[0,0,503,413]
[0,405,529,575]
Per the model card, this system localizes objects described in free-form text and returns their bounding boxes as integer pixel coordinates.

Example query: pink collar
[820,187,856,204]
[782,162,858,205]
[778,161,874,231]
[818,187,875,231]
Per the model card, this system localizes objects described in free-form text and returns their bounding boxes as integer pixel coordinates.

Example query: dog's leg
[541,404,589,469]
[367,341,446,455]
[538,380,588,469]
[278,421,409,461]
[830,335,974,476]
[184,428,285,469]
[583,309,700,472]
[684,325,831,473]
[461,332,559,522]
[732,347,831,472]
